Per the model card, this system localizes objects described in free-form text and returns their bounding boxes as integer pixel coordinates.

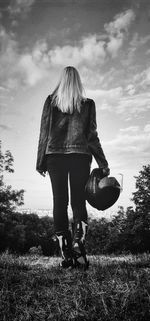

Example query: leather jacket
[36,95,109,174]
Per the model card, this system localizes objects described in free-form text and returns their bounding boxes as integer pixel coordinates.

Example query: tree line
[0,141,150,255]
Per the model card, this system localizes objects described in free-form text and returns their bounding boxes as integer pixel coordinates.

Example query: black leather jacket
[36,95,109,174]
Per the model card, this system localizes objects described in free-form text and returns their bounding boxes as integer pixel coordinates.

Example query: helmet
[85,168,121,210]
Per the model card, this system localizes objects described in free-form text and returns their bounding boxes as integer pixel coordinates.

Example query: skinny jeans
[46,153,92,233]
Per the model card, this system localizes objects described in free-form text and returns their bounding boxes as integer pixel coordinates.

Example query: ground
[0,253,150,321]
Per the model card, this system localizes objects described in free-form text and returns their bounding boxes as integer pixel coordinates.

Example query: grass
[0,252,150,321]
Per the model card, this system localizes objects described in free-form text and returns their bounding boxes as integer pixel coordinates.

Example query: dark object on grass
[85,168,121,210]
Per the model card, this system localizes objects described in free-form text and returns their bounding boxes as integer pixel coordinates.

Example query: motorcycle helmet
[85,168,121,210]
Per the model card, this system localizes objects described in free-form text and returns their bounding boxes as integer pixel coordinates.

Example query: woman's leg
[46,154,73,268]
[69,154,91,223]
[46,154,69,233]
[69,154,91,269]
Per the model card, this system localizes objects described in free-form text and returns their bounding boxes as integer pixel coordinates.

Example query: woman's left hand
[102,167,110,177]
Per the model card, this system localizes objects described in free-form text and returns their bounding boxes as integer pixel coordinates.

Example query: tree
[128,165,150,252]
[132,164,150,212]
[0,141,24,214]
[87,217,110,254]
[105,206,127,253]
[122,206,138,252]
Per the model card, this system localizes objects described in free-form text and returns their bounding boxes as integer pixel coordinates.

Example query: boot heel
[56,230,74,269]
[72,221,89,270]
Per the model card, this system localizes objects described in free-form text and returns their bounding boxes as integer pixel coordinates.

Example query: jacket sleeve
[36,96,51,174]
[87,100,109,168]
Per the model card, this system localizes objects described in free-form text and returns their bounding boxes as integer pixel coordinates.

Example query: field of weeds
[0,252,150,321]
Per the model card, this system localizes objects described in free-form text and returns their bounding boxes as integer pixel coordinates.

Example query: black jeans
[46,153,92,233]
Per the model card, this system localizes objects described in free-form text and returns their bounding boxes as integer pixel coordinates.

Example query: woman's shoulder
[44,94,52,103]
[44,94,54,107]
[42,95,53,112]
[82,97,95,106]
[47,94,53,101]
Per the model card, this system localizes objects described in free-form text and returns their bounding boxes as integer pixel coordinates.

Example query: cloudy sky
[0,0,150,214]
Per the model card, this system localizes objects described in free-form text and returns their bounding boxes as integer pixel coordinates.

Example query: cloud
[86,87,123,111]
[124,32,150,66]
[104,9,135,58]
[0,26,146,118]
[0,8,137,88]
[125,84,136,96]
[104,9,135,35]
[117,92,150,116]
[86,85,150,118]
[0,86,9,92]
[8,0,35,17]
[0,25,19,88]
[17,40,53,86]
[120,126,139,133]
[105,124,150,168]
[140,67,150,87]
[18,53,48,86]
[81,66,120,91]
[146,49,150,55]
[80,67,105,89]
[121,67,150,95]
[0,124,13,131]
[129,33,150,50]
[0,26,49,88]
[132,67,150,90]
[106,36,123,58]
[48,9,136,66]
[144,124,150,133]
[48,34,106,66]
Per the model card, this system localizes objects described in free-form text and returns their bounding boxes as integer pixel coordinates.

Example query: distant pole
[118,173,123,192]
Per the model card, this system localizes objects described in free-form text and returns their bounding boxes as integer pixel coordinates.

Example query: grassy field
[0,252,150,321]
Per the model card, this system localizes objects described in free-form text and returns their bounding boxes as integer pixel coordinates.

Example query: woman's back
[45,97,94,155]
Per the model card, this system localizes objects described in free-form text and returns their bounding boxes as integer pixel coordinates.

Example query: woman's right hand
[38,170,46,177]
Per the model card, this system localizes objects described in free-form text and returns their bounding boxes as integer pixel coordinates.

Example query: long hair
[52,66,84,113]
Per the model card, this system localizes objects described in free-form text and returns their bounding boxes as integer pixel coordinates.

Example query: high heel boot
[56,230,74,268]
[72,221,89,270]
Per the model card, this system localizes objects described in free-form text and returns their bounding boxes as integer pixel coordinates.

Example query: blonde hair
[52,66,84,113]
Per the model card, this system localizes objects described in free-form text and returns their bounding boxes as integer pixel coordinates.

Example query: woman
[36,66,109,270]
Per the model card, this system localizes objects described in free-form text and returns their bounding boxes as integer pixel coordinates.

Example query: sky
[0,0,150,216]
